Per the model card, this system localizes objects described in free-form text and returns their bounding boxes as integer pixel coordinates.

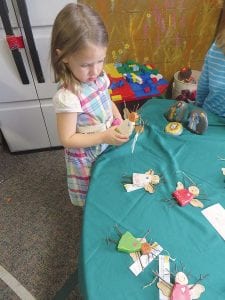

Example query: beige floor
[0,143,83,299]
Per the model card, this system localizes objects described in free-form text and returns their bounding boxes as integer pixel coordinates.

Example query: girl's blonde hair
[216,6,225,54]
[51,2,108,92]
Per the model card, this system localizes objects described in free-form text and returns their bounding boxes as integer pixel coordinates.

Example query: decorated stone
[165,122,183,136]
[187,109,208,134]
[164,101,188,122]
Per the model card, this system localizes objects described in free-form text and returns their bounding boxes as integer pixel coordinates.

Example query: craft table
[79,99,225,300]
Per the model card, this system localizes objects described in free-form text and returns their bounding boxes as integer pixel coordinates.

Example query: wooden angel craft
[123,169,160,193]
[156,271,206,300]
[106,226,152,255]
[106,226,163,276]
[114,107,144,153]
[172,181,204,208]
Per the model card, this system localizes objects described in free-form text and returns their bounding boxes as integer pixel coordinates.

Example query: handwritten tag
[129,243,163,276]
[159,255,170,300]
[202,203,225,240]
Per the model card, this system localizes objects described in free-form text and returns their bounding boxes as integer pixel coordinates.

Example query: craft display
[187,109,208,135]
[164,101,188,122]
[164,102,208,135]
[123,169,160,193]
[165,122,183,136]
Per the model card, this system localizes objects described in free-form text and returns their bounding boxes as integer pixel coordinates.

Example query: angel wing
[123,107,131,120]
[144,183,154,193]
[176,181,184,190]
[189,283,205,299]
[222,168,225,175]
[157,281,172,297]
[189,198,204,208]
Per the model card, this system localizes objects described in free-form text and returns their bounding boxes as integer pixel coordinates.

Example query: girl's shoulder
[101,71,110,87]
[209,42,224,57]
[52,87,83,113]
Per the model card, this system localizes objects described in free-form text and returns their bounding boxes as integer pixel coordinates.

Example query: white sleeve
[52,88,83,113]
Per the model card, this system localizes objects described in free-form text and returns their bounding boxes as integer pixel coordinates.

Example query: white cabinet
[0,0,74,152]
[0,101,50,152]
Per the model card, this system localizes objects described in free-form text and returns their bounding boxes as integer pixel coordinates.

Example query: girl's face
[63,42,107,83]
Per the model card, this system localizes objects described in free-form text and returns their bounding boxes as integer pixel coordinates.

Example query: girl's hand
[102,126,129,145]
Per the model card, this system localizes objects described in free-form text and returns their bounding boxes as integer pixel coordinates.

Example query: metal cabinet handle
[16,0,45,83]
[0,0,29,84]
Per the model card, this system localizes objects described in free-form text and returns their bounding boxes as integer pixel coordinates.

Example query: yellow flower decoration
[118,49,123,55]
[124,43,130,49]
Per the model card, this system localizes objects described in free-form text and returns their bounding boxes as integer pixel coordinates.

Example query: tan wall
[80,0,223,81]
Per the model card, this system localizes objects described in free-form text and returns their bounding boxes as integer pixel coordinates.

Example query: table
[80,99,225,300]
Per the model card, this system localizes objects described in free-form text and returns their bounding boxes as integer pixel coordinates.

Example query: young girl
[196,20,225,117]
[51,3,129,207]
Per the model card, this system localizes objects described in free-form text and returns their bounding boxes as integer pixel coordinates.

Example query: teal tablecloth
[80,99,225,300]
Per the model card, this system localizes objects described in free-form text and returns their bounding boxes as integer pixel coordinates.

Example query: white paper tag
[124,183,143,192]
[159,255,170,300]
[202,203,225,240]
[129,243,163,276]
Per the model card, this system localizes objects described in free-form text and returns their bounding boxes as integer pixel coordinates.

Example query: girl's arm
[56,112,129,148]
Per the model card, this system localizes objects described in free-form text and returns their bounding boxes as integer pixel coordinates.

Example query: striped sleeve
[196,51,209,106]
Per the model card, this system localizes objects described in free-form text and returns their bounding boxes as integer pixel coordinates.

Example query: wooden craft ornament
[106,227,163,275]
[117,231,141,253]
[172,181,204,208]
[115,107,140,136]
[123,169,160,193]
[157,271,206,300]
[106,226,152,255]
[115,106,144,152]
